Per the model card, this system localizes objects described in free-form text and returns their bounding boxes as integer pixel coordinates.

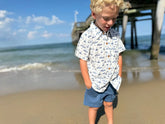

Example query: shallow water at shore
[0,42,165,95]
[122,50,165,83]
[0,65,164,96]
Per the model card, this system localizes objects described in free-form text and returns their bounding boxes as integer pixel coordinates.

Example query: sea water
[0,34,165,95]
[0,34,164,73]
[0,43,79,73]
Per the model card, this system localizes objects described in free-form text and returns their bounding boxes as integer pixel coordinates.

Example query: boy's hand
[79,59,92,89]
[118,54,122,77]
[86,82,92,89]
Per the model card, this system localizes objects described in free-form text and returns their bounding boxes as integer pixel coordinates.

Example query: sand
[114,79,165,124]
[0,71,165,124]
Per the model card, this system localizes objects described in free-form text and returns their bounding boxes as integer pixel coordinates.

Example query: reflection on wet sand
[75,50,165,86]
[122,50,165,84]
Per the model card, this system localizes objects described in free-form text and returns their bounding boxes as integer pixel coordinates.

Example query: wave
[0,62,81,73]
[0,63,49,73]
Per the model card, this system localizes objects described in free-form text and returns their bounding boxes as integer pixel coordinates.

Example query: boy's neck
[94,21,107,34]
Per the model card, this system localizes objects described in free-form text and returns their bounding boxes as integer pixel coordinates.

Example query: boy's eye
[102,17,117,22]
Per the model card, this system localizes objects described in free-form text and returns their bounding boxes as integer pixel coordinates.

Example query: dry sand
[0,72,164,124]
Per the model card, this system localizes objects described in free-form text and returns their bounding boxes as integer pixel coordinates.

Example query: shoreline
[0,68,165,95]
[0,69,165,96]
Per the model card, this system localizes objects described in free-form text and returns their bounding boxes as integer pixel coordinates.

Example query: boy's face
[92,4,119,32]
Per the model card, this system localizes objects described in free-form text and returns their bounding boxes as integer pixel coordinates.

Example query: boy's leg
[103,101,113,124]
[88,107,99,124]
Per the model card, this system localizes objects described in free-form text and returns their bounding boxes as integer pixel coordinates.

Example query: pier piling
[151,0,165,59]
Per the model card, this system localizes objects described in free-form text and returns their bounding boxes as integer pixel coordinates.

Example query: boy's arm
[118,54,123,77]
[80,59,92,89]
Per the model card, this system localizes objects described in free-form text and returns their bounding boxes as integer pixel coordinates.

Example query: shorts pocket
[86,87,98,97]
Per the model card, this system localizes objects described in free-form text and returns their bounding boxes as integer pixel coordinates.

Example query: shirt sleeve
[118,38,126,54]
[75,33,91,61]
[115,32,126,54]
[110,29,126,54]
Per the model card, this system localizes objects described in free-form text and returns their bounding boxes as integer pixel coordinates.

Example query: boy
[75,0,125,124]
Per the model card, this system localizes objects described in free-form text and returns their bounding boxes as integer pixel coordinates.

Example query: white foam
[0,63,47,73]
[0,63,81,73]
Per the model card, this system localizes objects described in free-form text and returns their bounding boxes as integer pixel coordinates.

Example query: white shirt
[75,22,126,92]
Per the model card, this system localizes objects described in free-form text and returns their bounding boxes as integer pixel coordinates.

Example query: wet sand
[114,79,165,124]
[0,70,165,124]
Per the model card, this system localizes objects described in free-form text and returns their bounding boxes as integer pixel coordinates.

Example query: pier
[72,0,165,59]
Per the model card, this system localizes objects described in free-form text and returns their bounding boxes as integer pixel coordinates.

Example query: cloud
[34,25,44,30]
[56,33,70,38]
[18,29,27,33]
[0,10,14,29]
[0,17,14,28]
[0,9,70,46]
[42,31,53,38]
[0,10,9,18]
[27,31,38,39]
[26,15,64,26]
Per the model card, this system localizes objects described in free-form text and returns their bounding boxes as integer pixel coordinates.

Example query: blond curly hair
[90,0,124,14]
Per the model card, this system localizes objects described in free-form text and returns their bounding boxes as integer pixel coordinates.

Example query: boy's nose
[107,19,114,26]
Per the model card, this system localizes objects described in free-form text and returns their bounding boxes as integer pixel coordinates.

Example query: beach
[0,40,165,124]
[0,70,165,124]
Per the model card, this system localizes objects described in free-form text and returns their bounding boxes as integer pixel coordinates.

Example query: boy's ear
[91,12,96,19]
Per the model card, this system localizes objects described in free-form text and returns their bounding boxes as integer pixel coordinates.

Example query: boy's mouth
[104,26,110,31]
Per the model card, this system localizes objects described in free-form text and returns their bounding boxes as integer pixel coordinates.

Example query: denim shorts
[84,83,117,108]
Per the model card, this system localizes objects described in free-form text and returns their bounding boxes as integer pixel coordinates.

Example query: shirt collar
[90,22,111,40]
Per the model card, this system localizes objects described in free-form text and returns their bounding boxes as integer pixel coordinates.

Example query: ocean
[0,43,79,73]
[0,34,165,95]
[0,34,165,73]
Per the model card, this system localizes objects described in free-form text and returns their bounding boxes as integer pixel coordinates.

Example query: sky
[0,0,165,47]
